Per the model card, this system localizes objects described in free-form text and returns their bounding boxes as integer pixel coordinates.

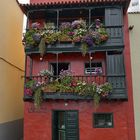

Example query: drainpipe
[89,52,92,83]
[56,53,59,78]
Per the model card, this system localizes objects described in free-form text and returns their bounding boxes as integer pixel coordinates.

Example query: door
[52,111,79,140]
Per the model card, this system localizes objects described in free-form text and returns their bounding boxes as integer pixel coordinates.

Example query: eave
[17,0,130,15]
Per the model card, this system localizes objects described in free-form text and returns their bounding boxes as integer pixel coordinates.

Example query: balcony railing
[25,75,107,85]
[24,75,127,100]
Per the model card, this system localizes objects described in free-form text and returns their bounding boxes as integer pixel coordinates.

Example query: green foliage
[81,43,88,56]
[24,19,109,57]
[25,70,112,108]
[58,33,72,42]
[94,93,101,107]
[34,87,42,109]
[39,38,46,57]
[25,80,35,88]
[45,32,58,44]
[101,82,112,93]
[24,29,36,46]
[39,69,53,76]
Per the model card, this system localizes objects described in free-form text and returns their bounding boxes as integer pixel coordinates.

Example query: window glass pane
[59,9,89,24]
[59,130,66,140]
[94,113,113,128]
[85,62,103,75]
[58,112,65,129]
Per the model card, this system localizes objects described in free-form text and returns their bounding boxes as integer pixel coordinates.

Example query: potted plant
[23,22,41,47]
[24,79,44,108]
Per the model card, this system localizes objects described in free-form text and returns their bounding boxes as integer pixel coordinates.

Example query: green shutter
[105,8,123,26]
[106,53,127,99]
[52,111,58,140]
[65,111,79,140]
[105,8,123,46]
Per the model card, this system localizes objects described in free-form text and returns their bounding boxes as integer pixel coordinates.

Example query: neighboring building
[0,0,25,140]
[128,0,140,12]
[18,0,136,140]
[128,12,140,140]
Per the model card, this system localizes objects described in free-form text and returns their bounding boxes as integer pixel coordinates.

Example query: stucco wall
[128,13,140,140]
[24,101,129,140]
[0,0,24,139]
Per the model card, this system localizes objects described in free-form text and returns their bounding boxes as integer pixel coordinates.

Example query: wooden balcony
[24,26,124,55]
[24,75,127,101]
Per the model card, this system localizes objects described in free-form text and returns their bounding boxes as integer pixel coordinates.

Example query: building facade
[0,0,25,140]
[128,12,140,140]
[19,0,136,140]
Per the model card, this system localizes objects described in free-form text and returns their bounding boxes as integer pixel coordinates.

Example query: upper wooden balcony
[23,7,124,55]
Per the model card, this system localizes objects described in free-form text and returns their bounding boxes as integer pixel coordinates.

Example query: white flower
[82,81,86,85]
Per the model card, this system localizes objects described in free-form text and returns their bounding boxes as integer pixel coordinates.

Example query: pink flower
[24,88,33,96]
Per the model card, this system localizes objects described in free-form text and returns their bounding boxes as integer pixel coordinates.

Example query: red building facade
[19,0,135,140]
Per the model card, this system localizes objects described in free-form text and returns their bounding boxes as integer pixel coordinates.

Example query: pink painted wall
[26,52,106,76]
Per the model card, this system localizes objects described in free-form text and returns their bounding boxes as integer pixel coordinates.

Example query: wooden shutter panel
[107,54,125,76]
[66,111,79,140]
[105,8,123,26]
[106,54,127,99]
[52,111,58,140]
[105,8,123,46]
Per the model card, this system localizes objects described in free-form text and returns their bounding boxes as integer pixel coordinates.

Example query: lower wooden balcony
[24,75,127,101]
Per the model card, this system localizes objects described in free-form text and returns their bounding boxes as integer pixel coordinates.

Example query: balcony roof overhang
[17,0,130,15]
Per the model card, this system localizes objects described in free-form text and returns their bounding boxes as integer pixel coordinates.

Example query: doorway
[52,110,79,140]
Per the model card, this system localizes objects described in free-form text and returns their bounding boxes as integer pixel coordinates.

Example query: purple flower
[95,19,101,28]
[31,22,40,29]
[82,34,93,46]
[72,19,86,29]
[59,70,73,79]
[60,22,71,31]
[32,33,41,43]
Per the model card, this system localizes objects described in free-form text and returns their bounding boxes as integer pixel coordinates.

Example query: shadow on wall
[0,119,23,140]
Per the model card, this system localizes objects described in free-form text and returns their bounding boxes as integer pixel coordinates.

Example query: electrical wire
[0,56,25,72]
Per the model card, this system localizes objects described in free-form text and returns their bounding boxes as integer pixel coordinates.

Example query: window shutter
[106,54,127,98]
[52,111,58,140]
[105,8,123,26]
[107,54,125,76]
[105,8,123,46]
[65,111,79,140]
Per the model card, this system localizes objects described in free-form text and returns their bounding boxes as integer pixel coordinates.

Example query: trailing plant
[34,87,42,108]
[24,79,44,108]
[81,43,88,56]
[39,38,46,57]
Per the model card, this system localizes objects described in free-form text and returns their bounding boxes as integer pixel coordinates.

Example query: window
[50,63,70,76]
[94,113,113,128]
[85,62,103,75]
